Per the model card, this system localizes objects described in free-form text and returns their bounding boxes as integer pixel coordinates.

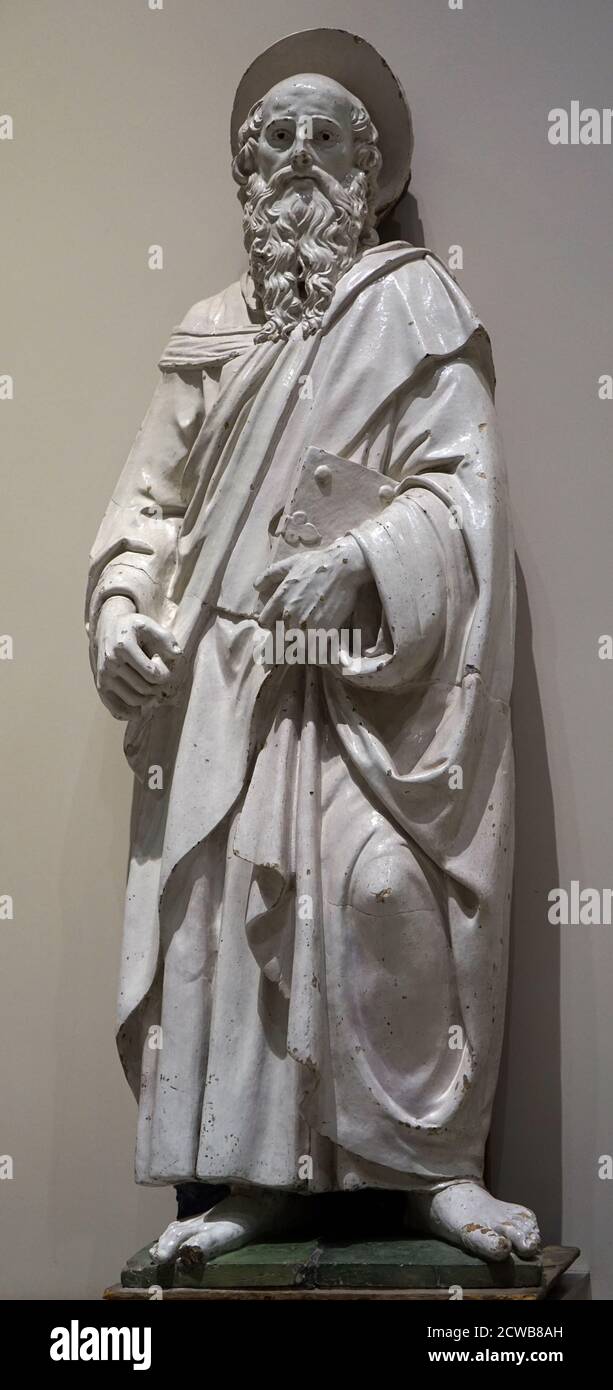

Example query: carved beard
[241,166,373,342]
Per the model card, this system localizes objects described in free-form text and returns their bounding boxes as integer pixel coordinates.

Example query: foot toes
[461,1222,512,1262]
[176,1238,209,1269]
[498,1212,541,1257]
[514,1229,541,1256]
[176,1227,229,1268]
[155,1217,202,1262]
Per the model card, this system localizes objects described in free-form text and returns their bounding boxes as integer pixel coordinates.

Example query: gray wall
[1,0,611,1298]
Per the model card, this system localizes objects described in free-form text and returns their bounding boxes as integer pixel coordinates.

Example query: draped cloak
[86,241,516,1191]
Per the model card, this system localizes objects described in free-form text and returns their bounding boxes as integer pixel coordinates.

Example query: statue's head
[232,73,382,341]
[230,31,413,342]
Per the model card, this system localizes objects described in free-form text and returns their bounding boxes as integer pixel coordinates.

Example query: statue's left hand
[254,535,370,632]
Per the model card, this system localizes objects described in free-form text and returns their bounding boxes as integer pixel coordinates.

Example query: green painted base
[122,1235,546,1292]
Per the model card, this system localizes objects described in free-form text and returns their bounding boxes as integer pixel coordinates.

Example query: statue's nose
[291,144,313,171]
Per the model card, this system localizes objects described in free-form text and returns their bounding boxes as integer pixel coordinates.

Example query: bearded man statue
[86,28,541,1273]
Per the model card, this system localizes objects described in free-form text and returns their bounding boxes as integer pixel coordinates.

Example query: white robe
[86,242,516,1192]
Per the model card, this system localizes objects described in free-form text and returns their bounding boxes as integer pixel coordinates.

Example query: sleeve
[85,368,204,659]
[342,353,498,691]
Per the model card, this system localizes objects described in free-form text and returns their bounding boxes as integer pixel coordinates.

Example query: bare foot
[149,1191,300,1267]
[408,1180,541,1262]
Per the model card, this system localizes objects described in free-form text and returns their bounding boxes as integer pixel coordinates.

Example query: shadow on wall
[378,188,425,248]
[489,561,562,1243]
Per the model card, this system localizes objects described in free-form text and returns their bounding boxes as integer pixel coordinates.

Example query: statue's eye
[268,126,292,147]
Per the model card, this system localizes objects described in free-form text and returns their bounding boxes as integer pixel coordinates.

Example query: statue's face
[256,74,357,188]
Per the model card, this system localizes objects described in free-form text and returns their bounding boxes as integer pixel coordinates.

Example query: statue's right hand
[95,597,182,721]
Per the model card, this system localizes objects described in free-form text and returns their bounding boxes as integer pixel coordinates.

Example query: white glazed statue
[87,29,541,1269]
